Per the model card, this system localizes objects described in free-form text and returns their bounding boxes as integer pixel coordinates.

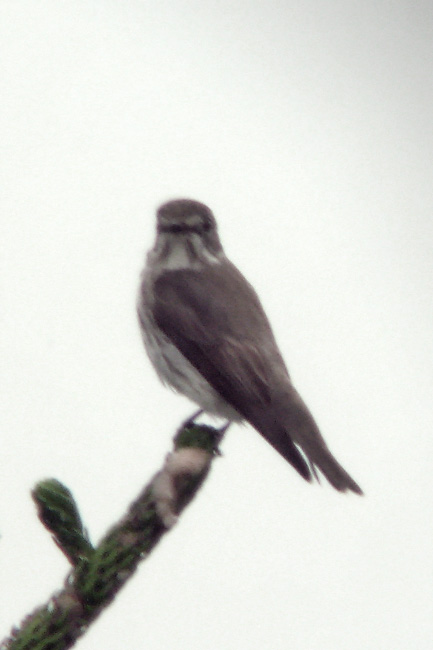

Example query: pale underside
[137,230,362,494]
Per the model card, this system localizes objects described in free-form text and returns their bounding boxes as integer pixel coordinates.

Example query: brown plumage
[138,199,362,494]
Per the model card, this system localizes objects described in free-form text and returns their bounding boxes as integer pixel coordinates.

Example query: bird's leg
[181,408,203,429]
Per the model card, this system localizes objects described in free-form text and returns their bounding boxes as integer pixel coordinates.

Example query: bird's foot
[179,412,231,456]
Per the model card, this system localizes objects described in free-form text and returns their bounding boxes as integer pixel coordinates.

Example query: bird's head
[155,199,223,260]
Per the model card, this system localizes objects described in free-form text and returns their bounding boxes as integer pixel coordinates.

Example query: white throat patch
[161,235,222,270]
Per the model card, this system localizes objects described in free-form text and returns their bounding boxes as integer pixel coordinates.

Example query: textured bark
[1,423,220,650]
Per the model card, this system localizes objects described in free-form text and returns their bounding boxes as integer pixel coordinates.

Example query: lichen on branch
[1,423,221,650]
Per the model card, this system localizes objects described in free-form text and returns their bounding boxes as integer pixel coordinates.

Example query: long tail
[301,440,363,494]
[282,389,363,494]
[252,390,363,495]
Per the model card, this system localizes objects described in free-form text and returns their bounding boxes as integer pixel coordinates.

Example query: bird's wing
[152,261,312,480]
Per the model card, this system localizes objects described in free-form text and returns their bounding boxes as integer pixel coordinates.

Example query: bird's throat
[156,235,221,270]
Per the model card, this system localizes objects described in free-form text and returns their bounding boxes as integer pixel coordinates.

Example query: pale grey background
[1,2,432,649]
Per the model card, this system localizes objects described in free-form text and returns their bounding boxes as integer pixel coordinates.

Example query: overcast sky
[1,2,433,649]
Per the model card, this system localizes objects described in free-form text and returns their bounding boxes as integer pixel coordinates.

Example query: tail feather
[303,444,363,494]
[258,422,314,482]
[256,388,363,495]
[282,390,363,495]
[262,420,362,494]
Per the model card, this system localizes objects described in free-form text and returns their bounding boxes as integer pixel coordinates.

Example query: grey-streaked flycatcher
[137,198,362,494]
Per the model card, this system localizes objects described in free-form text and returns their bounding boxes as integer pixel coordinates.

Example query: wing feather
[152,262,312,480]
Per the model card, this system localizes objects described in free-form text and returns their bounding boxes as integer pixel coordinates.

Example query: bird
[137,198,362,494]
